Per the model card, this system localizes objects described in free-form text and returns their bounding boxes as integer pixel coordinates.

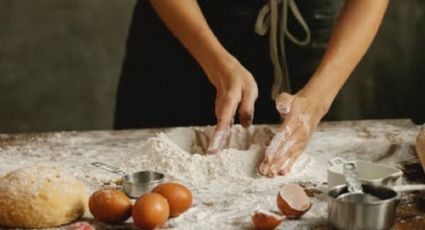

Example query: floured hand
[206,56,258,154]
[259,92,328,177]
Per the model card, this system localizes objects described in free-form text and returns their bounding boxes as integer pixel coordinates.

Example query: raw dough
[417,125,425,172]
[0,165,88,228]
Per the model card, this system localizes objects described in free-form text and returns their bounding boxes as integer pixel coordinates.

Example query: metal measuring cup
[328,162,425,230]
[328,183,399,230]
[91,162,165,199]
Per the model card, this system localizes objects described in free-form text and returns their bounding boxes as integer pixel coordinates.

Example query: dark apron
[114,0,343,129]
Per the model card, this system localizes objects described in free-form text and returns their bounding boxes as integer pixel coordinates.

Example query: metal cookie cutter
[91,162,165,199]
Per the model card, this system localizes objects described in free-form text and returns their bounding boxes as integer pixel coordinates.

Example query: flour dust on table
[0,121,419,230]
[123,125,279,185]
[122,125,352,187]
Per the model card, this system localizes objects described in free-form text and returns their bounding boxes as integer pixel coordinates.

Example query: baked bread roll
[0,166,88,228]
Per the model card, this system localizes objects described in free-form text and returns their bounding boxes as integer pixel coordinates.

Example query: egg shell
[251,211,283,230]
[152,183,193,217]
[89,188,132,224]
[276,184,312,219]
[132,193,170,230]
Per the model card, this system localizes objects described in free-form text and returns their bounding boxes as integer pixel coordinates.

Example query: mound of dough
[0,165,88,228]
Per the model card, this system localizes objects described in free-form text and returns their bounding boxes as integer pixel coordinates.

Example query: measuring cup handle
[393,184,425,192]
[343,162,363,193]
[91,162,126,176]
[329,157,347,166]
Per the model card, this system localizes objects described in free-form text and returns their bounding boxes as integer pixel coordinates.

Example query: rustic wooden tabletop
[0,119,424,230]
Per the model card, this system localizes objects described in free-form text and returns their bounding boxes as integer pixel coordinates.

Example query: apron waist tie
[255,0,311,99]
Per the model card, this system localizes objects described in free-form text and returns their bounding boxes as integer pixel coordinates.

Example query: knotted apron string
[255,0,311,99]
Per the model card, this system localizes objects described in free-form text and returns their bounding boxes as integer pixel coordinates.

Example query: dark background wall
[0,0,424,134]
[331,0,425,124]
[0,0,136,133]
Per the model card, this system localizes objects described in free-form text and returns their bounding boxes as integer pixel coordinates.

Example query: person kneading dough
[114,0,389,177]
[0,165,88,228]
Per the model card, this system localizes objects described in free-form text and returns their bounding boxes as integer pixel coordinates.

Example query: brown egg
[89,188,132,224]
[132,193,170,230]
[276,184,312,219]
[152,182,193,217]
[251,210,284,230]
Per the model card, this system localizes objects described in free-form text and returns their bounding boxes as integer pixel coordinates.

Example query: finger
[278,151,300,175]
[271,115,298,149]
[264,132,286,159]
[260,116,298,176]
[265,122,307,177]
[275,92,295,115]
[215,91,239,130]
[238,85,258,128]
[260,128,289,176]
[259,145,274,176]
[278,140,307,175]
[268,155,290,177]
[275,128,310,175]
[208,92,239,154]
[262,139,295,177]
[207,127,230,154]
[259,160,270,176]
[267,139,297,177]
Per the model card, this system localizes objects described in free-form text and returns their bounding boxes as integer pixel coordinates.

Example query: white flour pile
[122,124,339,189]
[122,125,276,186]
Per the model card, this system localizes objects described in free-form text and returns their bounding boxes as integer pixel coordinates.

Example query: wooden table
[0,120,424,230]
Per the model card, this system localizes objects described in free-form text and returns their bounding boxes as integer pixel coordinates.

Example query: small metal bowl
[123,171,165,198]
[91,162,165,199]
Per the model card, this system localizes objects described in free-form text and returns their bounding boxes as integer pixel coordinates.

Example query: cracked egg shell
[276,184,312,219]
[251,210,284,230]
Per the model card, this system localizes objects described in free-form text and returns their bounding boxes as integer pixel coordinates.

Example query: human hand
[206,56,258,154]
[259,92,328,177]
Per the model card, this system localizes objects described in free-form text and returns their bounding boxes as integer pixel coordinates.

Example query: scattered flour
[0,121,420,230]
[122,125,273,186]
[121,125,338,188]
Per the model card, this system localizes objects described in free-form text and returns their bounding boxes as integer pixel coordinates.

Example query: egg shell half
[276,184,311,219]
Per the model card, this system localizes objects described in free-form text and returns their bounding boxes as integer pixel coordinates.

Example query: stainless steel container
[327,184,400,230]
[91,162,165,199]
[122,170,165,198]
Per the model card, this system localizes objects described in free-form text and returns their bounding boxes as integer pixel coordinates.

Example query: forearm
[149,0,231,75]
[300,0,389,110]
